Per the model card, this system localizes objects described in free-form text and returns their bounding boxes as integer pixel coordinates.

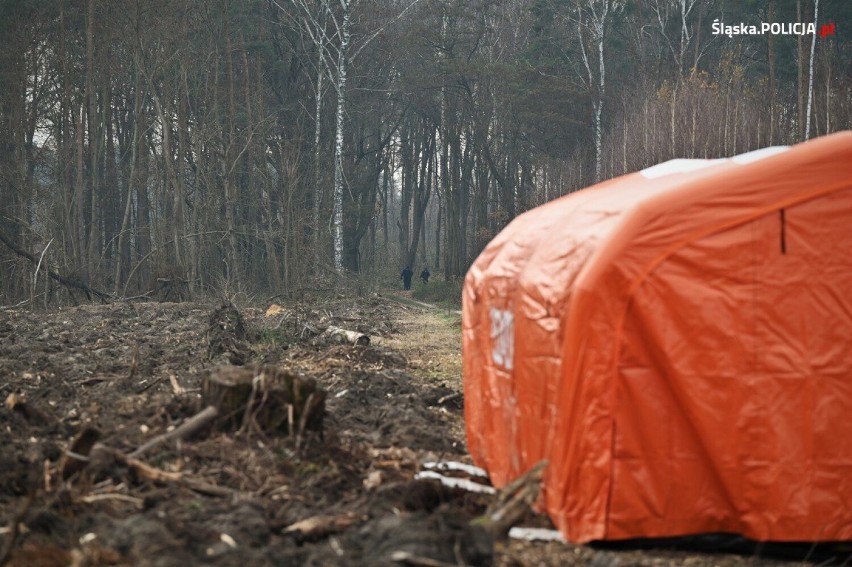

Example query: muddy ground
[0,294,841,566]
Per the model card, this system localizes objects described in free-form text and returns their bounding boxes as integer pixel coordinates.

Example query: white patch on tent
[640,147,789,180]
[639,158,725,179]
[731,145,789,164]
[489,307,514,370]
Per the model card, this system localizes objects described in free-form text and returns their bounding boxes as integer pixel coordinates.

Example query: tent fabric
[462,132,852,543]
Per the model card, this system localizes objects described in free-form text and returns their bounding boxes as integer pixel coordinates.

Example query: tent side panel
[608,186,852,541]
[464,180,642,487]
[545,132,852,543]
[463,194,590,485]
[608,214,767,539]
[544,281,625,542]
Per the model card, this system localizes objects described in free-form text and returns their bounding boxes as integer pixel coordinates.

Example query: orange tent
[462,132,852,543]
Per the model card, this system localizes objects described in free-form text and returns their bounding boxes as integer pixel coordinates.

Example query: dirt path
[376,294,467,452]
[378,294,463,385]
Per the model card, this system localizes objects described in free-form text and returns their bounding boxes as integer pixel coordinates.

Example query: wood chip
[283,512,364,538]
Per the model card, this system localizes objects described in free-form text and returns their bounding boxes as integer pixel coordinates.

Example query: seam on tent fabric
[601,179,851,536]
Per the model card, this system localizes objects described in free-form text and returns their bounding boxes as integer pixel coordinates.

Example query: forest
[1,0,850,304]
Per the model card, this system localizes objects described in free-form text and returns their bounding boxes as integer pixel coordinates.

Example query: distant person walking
[420,267,430,284]
[401,266,414,290]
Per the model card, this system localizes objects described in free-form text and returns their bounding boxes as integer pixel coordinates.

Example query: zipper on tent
[779,209,787,254]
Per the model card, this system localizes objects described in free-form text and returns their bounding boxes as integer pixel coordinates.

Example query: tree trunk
[58,0,77,268]
[85,0,98,284]
[381,160,389,253]
[175,68,189,271]
[113,56,143,294]
[804,0,819,140]
[406,125,433,269]
[796,0,808,139]
[332,1,351,272]
[103,84,119,289]
[225,28,239,283]
[767,0,777,145]
[434,180,441,271]
[312,16,326,271]
[594,39,604,181]
[75,100,86,278]
[398,124,412,264]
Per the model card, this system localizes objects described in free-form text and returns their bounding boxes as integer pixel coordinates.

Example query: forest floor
[0,294,840,566]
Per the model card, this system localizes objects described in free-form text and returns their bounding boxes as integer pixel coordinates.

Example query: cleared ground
[0,295,829,566]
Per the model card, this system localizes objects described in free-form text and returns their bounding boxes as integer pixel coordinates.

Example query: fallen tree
[0,227,111,303]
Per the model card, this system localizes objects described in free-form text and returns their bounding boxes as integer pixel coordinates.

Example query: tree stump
[206,302,250,364]
[201,365,325,436]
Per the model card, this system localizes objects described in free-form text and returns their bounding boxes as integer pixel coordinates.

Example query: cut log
[201,365,325,435]
[313,325,370,346]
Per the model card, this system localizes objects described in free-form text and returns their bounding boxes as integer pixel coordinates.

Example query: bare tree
[280,0,420,272]
[572,0,623,182]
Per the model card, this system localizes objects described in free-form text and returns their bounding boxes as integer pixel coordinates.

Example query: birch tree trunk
[767,0,777,145]
[312,15,325,270]
[804,0,819,140]
[576,0,620,183]
[331,1,351,272]
[594,27,604,181]
[796,0,806,139]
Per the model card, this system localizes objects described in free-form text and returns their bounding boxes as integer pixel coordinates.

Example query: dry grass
[377,301,463,387]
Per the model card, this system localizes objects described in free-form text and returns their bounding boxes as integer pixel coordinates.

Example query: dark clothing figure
[401,266,414,290]
[420,267,430,284]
